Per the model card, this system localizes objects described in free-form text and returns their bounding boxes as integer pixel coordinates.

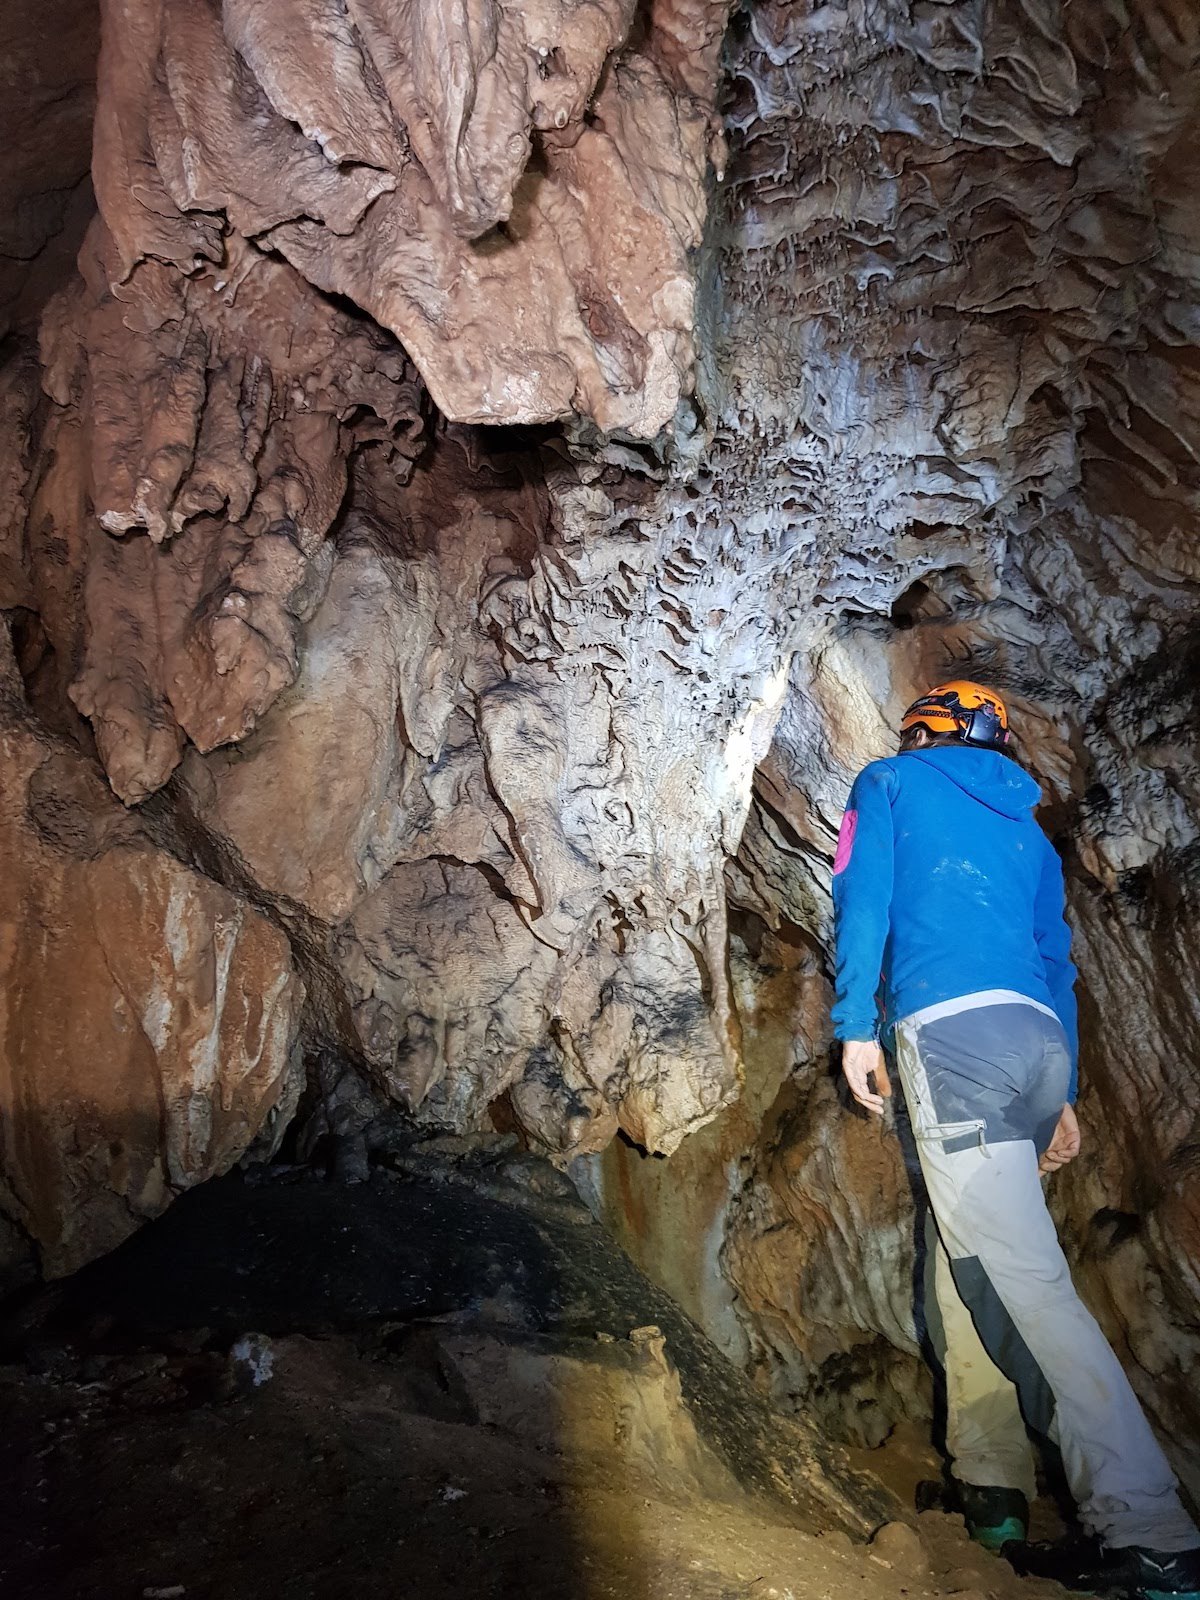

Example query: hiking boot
[1004,1536,1200,1598]
[1004,1534,1107,1589]
[915,1478,952,1514]
[957,1483,1029,1553]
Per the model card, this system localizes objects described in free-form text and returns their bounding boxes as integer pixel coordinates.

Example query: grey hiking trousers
[895,990,1198,1552]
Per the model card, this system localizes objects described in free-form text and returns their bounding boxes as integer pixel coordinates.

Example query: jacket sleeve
[1035,839,1080,1101]
[831,762,896,1043]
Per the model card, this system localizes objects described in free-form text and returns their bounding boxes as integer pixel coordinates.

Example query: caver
[832,681,1200,1600]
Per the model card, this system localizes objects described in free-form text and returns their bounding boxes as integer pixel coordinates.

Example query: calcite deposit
[581,0,1200,1491]
[1,0,752,1272]
[3,0,1200,1496]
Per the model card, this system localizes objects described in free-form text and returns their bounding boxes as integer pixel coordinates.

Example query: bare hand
[842,1040,891,1116]
[1039,1103,1081,1174]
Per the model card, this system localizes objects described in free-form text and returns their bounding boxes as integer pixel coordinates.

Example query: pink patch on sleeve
[833,809,859,875]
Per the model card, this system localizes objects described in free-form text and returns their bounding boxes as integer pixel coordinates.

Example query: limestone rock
[573,0,1200,1483]
[31,227,427,805]
[870,1521,931,1576]
[90,0,729,434]
[0,624,304,1279]
[166,428,792,1160]
[585,922,928,1447]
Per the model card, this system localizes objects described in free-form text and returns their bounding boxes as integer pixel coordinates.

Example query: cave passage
[3,0,1200,1595]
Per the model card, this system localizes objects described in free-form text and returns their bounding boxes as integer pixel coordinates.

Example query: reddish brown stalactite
[33,224,426,801]
[91,0,730,433]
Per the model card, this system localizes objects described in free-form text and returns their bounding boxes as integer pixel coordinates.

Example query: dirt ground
[0,1157,1074,1600]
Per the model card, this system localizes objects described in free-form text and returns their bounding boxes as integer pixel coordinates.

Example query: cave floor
[0,1159,1069,1600]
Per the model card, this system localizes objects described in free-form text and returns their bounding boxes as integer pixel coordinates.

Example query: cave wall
[0,0,98,338]
[2,0,1200,1494]
[2,0,777,1274]
[586,0,1200,1490]
[0,618,303,1281]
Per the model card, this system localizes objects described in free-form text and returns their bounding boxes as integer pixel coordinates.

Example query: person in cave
[830,680,1200,1599]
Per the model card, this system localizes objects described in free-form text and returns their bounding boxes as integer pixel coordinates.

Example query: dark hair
[900,725,1020,761]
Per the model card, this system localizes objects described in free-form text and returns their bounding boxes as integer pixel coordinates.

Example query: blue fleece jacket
[831,745,1080,1099]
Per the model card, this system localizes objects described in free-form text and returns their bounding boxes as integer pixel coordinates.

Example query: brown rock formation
[92,0,728,433]
[33,227,425,803]
[584,918,929,1450]
[0,0,759,1200]
[0,620,304,1281]
[173,426,782,1159]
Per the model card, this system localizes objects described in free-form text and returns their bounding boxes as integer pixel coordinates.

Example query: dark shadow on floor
[0,1158,897,1599]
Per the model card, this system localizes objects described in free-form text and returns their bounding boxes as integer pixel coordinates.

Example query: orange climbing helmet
[900,680,1011,747]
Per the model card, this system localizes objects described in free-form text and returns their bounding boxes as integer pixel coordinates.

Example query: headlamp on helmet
[900,681,1011,747]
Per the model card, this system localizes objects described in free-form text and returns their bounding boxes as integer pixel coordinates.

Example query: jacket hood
[904,745,1041,819]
